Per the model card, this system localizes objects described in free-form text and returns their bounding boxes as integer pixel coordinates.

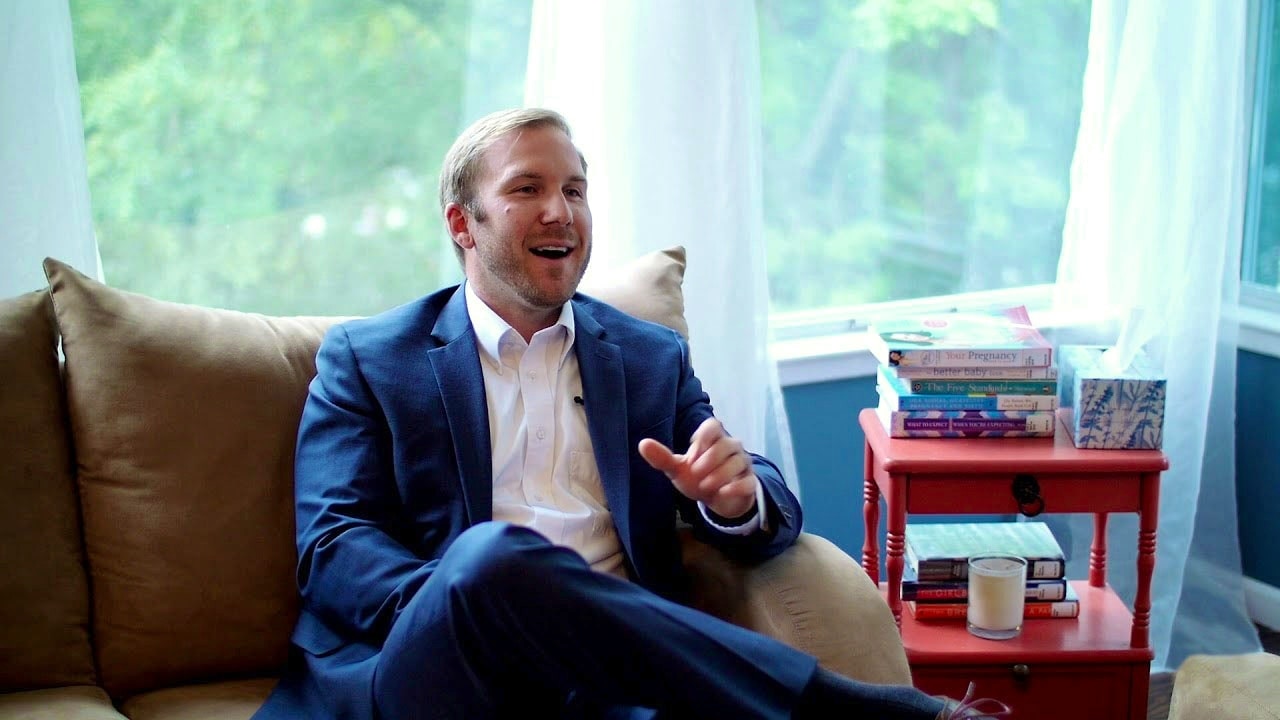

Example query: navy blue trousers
[370,523,940,720]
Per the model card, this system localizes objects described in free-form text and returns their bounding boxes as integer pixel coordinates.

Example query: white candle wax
[967,554,1028,640]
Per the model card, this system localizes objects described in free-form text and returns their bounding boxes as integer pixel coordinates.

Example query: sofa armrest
[681,531,912,685]
[0,686,127,719]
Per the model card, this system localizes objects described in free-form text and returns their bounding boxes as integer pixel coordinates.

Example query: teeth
[531,247,570,258]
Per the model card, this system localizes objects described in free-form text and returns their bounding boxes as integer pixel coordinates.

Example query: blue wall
[783,379,880,556]
[1236,350,1280,587]
[781,349,1280,589]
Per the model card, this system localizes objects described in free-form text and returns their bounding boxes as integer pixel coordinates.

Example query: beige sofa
[1168,653,1280,720]
[0,249,910,719]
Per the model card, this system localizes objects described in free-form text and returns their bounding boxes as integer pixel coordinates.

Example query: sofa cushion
[43,259,338,700]
[580,245,689,340]
[120,678,277,720]
[682,531,912,685]
[0,290,96,691]
[1168,651,1280,720]
[0,685,127,719]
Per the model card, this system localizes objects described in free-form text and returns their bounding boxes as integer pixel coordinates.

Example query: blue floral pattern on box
[1058,345,1166,449]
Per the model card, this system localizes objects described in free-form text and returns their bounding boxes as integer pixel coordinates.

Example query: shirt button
[536,427,547,440]
[527,371,537,380]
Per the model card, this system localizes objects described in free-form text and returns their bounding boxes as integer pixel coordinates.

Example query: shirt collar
[464,281,576,371]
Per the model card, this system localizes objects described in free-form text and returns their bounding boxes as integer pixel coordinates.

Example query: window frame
[1242,0,1274,289]
[1240,0,1280,361]
[773,286,1280,388]
[772,0,1280,387]
[772,284,1055,386]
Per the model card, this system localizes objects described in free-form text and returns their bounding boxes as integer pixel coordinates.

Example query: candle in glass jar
[967,554,1028,640]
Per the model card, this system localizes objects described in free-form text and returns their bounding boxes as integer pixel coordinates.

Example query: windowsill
[1239,304,1280,358]
[775,303,1280,388]
[773,331,879,387]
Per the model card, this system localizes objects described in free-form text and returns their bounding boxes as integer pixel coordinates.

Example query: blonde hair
[438,108,585,262]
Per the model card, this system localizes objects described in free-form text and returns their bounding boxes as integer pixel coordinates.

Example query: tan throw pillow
[0,290,96,691]
[580,245,689,340]
[43,258,339,700]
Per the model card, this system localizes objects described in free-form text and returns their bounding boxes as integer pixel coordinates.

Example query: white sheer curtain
[524,0,800,495]
[0,0,99,297]
[1053,0,1260,670]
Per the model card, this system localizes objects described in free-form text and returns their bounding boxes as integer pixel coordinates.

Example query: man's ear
[444,203,475,250]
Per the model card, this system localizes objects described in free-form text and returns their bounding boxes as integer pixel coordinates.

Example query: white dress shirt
[463,284,763,580]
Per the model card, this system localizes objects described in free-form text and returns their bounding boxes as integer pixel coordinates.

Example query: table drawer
[912,661,1145,720]
[905,472,1143,514]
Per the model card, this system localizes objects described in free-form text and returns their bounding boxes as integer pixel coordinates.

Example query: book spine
[888,427,1055,438]
[905,380,1058,395]
[910,559,966,580]
[1027,559,1065,579]
[910,558,1065,581]
[891,366,1060,380]
[890,347,1053,369]
[907,602,969,619]
[907,598,1080,620]
[901,584,968,601]
[888,393,1058,412]
[877,365,1058,405]
[1031,598,1079,618]
[903,579,1069,602]
[881,409,1056,438]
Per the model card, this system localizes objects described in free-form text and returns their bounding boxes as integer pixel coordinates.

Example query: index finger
[687,417,725,458]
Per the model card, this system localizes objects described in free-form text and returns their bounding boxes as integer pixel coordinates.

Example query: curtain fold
[524,0,800,495]
[1,0,100,296]
[1053,0,1260,670]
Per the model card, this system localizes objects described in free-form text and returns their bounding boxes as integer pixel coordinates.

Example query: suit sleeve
[293,325,435,640]
[669,331,803,563]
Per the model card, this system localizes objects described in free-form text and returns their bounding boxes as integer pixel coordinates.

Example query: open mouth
[530,246,571,259]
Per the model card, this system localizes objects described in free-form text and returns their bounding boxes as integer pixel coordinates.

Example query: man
[253,108,1005,719]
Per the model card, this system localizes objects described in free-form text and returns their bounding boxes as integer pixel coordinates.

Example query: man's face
[455,125,592,329]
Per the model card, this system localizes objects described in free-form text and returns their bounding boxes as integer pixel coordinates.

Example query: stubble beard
[477,227,591,312]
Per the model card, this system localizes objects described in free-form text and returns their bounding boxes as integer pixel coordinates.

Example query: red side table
[859,408,1169,720]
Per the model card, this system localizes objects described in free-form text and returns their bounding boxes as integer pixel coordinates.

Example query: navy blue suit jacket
[254,285,803,719]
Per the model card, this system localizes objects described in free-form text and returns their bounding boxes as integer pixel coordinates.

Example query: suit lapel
[423,293,633,544]
[573,302,634,560]
[428,287,492,526]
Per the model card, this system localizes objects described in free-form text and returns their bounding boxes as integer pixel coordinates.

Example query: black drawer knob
[1012,663,1032,689]
[1012,474,1045,517]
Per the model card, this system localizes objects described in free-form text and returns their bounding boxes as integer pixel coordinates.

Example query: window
[1246,0,1280,294]
[71,0,530,316]
[757,0,1091,320]
[72,1,1092,327]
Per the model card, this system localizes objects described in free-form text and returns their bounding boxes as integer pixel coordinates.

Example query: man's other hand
[637,418,757,520]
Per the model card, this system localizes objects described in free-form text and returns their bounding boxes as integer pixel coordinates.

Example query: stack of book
[902,521,1078,620]
[867,305,1058,438]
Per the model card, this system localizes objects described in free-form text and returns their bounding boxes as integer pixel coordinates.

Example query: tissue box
[1058,345,1166,450]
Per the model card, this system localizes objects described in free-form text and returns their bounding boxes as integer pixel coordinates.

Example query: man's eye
[517,186,537,194]
[566,188,584,198]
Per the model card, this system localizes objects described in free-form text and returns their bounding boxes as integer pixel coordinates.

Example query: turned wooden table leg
[1090,512,1108,588]
[1132,471,1160,649]
[862,443,880,582]
[863,478,881,582]
[885,473,907,629]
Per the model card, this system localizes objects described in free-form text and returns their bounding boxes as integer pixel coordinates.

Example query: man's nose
[542,192,573,224]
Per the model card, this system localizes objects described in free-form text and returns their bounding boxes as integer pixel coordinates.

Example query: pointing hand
[637,418,757,520]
